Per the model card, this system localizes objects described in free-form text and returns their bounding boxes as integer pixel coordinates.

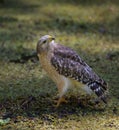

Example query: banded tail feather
[88,82,107,103]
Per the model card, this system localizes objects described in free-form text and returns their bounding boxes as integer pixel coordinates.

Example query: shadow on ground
[0,75,114,122]
[1,0,118,7]
[0,15,119,45]
[0,0,39,12]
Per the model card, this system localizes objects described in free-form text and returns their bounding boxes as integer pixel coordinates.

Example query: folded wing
[51,44,108,103]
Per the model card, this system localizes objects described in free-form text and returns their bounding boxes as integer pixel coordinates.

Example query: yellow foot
[54,97,68,107]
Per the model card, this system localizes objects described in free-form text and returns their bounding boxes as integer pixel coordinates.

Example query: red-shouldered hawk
[37,35,108,107]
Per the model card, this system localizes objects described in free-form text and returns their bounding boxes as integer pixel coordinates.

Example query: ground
[0,0,119,130]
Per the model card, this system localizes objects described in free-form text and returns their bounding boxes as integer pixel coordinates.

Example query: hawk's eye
[43,40,46,44]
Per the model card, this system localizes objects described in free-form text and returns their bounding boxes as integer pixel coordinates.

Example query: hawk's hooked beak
[48,36,55,42]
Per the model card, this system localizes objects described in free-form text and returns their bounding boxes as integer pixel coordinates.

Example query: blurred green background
[0,0,119,129]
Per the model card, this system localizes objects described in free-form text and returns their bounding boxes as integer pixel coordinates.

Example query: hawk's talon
[54,97,68,107]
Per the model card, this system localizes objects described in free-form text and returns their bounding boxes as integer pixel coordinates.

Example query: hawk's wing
[51,44,108,103]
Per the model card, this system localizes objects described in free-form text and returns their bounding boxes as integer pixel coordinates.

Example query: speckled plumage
[37,35,108,106]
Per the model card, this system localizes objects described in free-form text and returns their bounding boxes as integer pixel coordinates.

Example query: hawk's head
[37,35,55,54]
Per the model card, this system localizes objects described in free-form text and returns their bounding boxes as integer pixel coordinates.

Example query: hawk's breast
[38,53,65,84]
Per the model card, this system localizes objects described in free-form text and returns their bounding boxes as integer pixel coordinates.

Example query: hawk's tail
[88,82,108,103]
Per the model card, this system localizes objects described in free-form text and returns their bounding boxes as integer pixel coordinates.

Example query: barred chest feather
[38,53,65,85]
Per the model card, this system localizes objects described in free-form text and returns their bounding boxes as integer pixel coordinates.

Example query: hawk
[37,35,108,107]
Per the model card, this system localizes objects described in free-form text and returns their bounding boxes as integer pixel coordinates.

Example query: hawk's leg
[54,96,68,107]
[54,81,69,107]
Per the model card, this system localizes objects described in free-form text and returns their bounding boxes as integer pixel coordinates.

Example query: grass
[0,0,119,129]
